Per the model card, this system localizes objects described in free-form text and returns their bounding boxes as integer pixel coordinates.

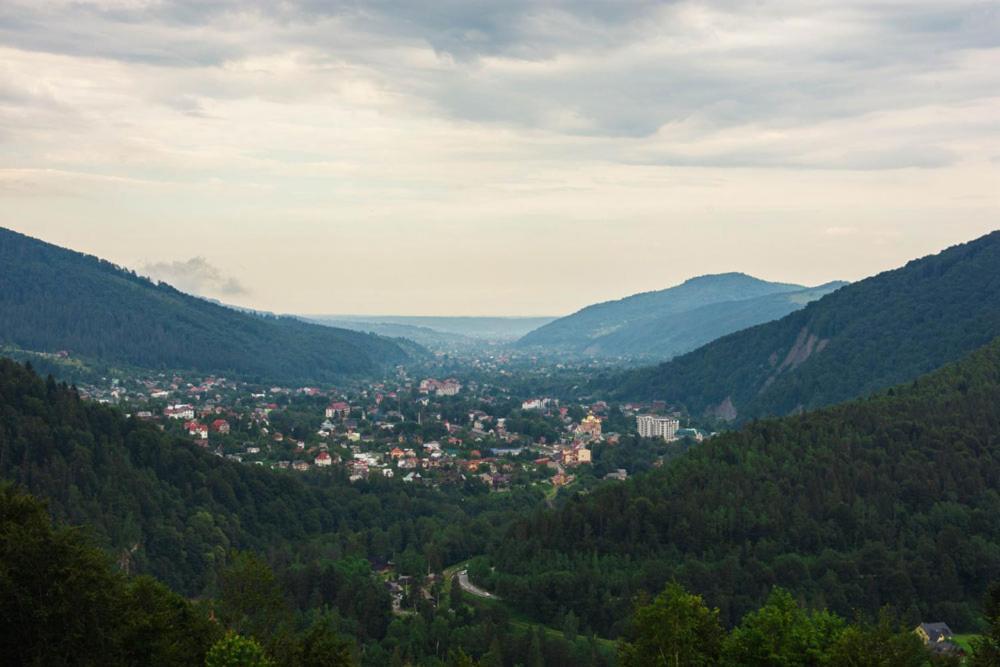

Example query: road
[457,569,500,600]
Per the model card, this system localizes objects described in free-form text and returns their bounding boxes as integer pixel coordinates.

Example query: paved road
[457,570,500,600]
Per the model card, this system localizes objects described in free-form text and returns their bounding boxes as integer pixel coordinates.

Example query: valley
[3,228,1000,666]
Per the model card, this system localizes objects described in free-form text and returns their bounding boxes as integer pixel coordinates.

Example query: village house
[184,420,209,440]
[349,461,369,481]
[522,398,546,410]
[325,401,351,419]
[915,622,963,657]
[210,418,230,435]
[551,472,574,487]
[164,404,195,420]
[420,378,462,396]
[314,451,332,467]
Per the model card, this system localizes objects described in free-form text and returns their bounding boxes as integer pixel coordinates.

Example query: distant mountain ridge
[306,318,477,350]
[308,315,556,342]
[517,273,845,360]
[0,227,414,382]
[609,230,1000,420]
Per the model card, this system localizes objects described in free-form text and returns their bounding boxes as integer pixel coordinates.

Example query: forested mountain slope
[0,357,527,603]
[609,231,1000,419]
[517,273,842,360]
[490,336,1000,636]
[0,228,413,382]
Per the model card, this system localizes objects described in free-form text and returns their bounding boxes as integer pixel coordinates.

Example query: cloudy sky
[1,0,998,316]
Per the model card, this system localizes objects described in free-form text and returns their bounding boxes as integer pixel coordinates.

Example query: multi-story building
[636,415,680,441]
[325,401,351,419]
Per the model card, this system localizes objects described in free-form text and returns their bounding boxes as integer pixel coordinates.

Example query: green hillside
[610,231,1000,420]
[0,227,414,383]
[489,336,1000,635]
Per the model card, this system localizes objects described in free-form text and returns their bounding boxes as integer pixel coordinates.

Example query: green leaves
[0,485,219,666]
[619,583,724,667]
[205,634,274,667]
[721,589,844,666]
[622,585,937,667]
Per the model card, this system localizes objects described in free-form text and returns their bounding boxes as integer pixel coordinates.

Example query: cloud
[141,256,248,298]
[0,0,996,169]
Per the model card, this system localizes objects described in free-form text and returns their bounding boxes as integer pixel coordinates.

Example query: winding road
[457,569,500,600]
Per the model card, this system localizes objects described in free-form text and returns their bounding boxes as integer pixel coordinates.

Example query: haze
[1,0,998,316]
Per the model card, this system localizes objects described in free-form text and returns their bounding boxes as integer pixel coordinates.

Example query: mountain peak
[517,271,835,358]
[612,230,1000,420]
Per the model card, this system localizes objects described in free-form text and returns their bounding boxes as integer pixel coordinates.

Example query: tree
[217,551,289,642]
[480,637,504,667]
[120,576,219,666]
[721,588,844,666]
[619,582,724,667]
[204,633,274,667]
[0,485,125,665]
[447,648,477,667]
[971,582,1000,666]
[0,486,216,666]
[528,626,545,667]
[825,610,928,667]
[298,613,357,667]
[563,609,580,642]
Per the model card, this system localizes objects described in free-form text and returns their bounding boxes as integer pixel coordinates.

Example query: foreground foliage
[620,584,953,667]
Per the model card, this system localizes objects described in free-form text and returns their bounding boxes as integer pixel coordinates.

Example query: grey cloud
[142,257,248,297]
[0,0,997,168]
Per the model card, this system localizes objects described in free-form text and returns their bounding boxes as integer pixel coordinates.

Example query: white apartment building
[636,415,680,441]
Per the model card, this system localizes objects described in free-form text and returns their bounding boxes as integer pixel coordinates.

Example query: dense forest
[606,230,1000,420]
[7,482,988,666]
[0,227,415,383]
[0,483,621,666]
[489,336,1000,637]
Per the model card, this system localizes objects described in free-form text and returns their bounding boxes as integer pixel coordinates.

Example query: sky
[1,1,998,316]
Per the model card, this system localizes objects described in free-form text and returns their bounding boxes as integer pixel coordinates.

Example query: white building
[436,379,462,396]
[164,404,195,420]
[636,415,680,441]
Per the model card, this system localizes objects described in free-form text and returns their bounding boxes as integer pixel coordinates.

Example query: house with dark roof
[915,622,953,644]
[915,622,964,657]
